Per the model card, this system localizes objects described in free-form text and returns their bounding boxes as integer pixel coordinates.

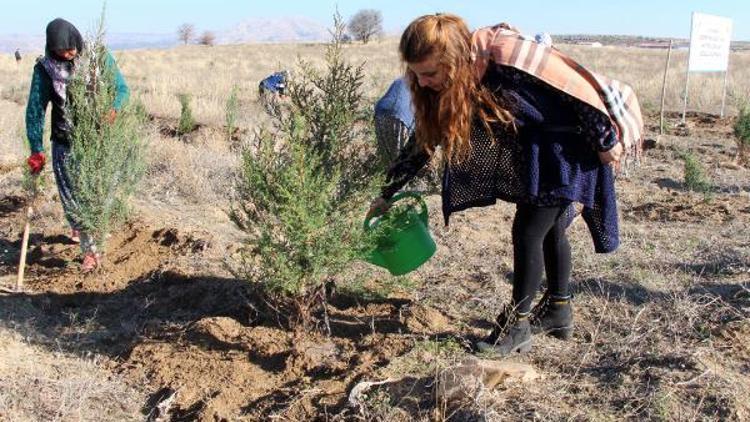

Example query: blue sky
[3,0,749,40]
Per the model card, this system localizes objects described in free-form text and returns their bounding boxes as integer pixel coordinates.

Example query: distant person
[374,77,441,192]
[258,70,288,113]
[534,32,553,47]
[14,48,22,63]
[369,15,642,357]
[258,70,288,96]
[374,77,414,164]
[25,18,130,272]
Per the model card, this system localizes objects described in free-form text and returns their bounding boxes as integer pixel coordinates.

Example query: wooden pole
[16,205,32,292]
[15,175,38,292]
[660,40,674,134]
[720,69,729,118]
[683,14,694,124]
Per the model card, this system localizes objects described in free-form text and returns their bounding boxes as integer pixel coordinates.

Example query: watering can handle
[363,191,428,230]
[389,192,428,225]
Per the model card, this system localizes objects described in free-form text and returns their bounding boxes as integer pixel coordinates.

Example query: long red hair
[399,14,514,163]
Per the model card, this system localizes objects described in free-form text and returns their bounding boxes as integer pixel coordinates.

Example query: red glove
[27,152,46,174]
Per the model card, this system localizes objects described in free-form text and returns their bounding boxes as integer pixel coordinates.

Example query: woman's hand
[366,197,390,219]
[598,142,623,164]
[27,152,46,174]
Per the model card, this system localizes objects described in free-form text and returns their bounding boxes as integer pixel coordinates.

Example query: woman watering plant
[370,14,642,356]
[25,18,130,272]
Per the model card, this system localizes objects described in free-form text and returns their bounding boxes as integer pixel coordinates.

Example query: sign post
[682,12,733,122]
[660,40,673,134]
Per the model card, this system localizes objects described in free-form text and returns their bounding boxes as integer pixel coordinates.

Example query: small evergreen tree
[65,15,146,251]
[681,150,712,194]
[177,93,197,135]
[232,12,385,330]
[733,103,750,165]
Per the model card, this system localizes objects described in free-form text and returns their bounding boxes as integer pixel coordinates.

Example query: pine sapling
[681,150,712,195]
[65,16,146,252]
[232,11,387,330]
[177,93,196,135]
[733,103,750,165]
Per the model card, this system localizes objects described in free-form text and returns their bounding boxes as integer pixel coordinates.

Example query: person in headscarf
[25,18,130,272]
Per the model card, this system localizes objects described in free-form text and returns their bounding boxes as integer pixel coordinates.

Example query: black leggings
[512,203,572,314]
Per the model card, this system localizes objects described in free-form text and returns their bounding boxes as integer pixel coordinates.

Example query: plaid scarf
[40,55,76,102]
[472,24,644,162]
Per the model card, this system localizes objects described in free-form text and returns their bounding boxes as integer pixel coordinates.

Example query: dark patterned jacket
[381,65,619,253]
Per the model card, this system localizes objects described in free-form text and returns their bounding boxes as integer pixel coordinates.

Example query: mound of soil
[0,196,457,420]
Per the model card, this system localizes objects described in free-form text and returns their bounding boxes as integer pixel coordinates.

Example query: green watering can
[363,192,437,276]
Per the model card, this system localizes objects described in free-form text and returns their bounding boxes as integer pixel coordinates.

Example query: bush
[681,150,712,194]
[177,93,196,136]
[232,12,385,330]
[65,20,146,251]
[733,104,750,164]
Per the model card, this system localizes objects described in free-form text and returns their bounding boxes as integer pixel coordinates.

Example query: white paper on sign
[688,12,733,73]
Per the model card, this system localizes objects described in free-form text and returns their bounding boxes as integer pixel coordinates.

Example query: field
[0,39,749,421]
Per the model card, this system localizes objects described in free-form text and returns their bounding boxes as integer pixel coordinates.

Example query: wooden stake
[720,69,729,118]
[16,205,32,292]
[15,175,38,292]
[660,40,674,135]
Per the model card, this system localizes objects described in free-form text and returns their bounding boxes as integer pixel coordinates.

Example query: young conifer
[65,13,146,251]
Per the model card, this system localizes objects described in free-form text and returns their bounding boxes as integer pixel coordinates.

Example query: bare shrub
[348,9,383,44]
[198,31,216,47]
[177,23,195,45]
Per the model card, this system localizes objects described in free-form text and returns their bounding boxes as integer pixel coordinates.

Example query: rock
[403,305,451,334]
[191,317,244,346]
[437,357,541,403]
[287,338,341,375]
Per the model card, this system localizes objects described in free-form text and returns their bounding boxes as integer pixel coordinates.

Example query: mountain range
[0,16,331,54]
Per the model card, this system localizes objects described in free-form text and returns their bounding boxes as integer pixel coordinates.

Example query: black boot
[477,314,532,356]
[480,304,515,346]
[530,293,573,340]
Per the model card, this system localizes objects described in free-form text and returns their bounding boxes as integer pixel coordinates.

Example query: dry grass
[0,299,145,421]
[0,38,748,421]
[558,45,750,116]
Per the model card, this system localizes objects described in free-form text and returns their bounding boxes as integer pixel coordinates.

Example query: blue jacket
[374,77,414,130]
[259,72,287,94]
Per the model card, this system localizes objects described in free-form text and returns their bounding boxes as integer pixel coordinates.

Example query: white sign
[688,12,733,72]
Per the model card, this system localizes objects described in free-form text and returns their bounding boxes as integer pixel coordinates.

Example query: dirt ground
[1,111,749,421]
